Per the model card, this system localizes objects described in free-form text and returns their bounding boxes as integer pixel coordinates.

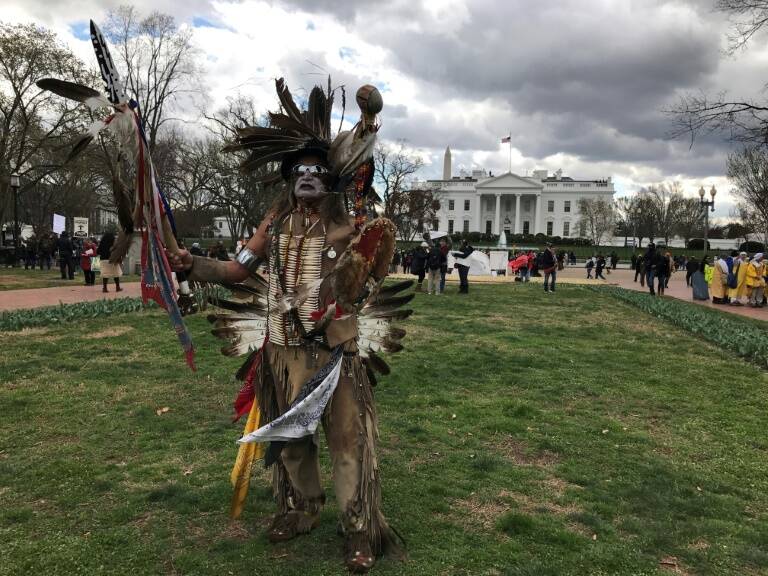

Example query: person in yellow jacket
[729,251,749,306]
[704,258,714,284]
[710,256,729,304]
[745,253,765,307]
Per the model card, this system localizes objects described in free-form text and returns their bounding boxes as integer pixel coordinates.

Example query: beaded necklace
[270,208,326,342]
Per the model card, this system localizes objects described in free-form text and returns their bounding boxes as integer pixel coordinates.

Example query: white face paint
[292,156,330,202]
[293,171,329,201]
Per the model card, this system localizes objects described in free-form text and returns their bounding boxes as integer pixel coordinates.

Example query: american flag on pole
[501,135,511,143]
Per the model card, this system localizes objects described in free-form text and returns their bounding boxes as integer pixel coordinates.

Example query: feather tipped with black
[306,85,333,140]
[364,361,378,387]
[275,78,305,125]
[36,78,110,109]
[236,349,259,381]
[365,350,390,375]
[377,279,414,297]
[66,134,94,163]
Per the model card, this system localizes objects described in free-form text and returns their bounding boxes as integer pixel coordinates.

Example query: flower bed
[593,285,768,369]
[0,298,155,332]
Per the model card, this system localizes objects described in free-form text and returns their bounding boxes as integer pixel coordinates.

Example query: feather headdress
[227,78,382,190]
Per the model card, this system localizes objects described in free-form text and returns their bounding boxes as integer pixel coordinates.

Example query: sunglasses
[291,164,329,175]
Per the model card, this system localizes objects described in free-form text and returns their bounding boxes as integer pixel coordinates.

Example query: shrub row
[594,285,768,369]
[0,298,156,332]
[449,231,594,246]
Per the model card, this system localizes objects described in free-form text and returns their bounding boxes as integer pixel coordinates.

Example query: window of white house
[579,222,586,237]
[547,200,555,212]
[523,199,531,211]
[523,221,530,234]
[564,200,571,213]
[485,220,492,235]
[463,220,470,233]
[563,221,570,237]
[432,220,439,231]
[448,200,455,211]
[546,221,553,235]
[464,199,470,211]
[448,220,454,233]
[218,221,223,229]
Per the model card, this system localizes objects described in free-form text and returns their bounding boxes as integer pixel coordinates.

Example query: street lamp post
[698,185,716,259]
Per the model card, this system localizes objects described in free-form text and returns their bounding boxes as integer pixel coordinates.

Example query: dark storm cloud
[275,0,737,179]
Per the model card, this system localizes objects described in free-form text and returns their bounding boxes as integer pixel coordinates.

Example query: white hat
[420,241,429,247]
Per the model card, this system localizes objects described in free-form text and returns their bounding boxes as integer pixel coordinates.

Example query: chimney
[443,146,452,180]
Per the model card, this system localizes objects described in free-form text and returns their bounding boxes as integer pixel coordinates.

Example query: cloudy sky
[6,0,768,218]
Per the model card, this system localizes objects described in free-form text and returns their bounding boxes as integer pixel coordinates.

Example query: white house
[422,147,615,238]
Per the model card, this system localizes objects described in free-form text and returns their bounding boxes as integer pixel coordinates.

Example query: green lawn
[0,266,138,291]
[1,285,767,575]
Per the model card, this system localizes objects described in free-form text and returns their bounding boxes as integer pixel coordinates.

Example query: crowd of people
[630,244,768,307]
[6,234,241,293]
[3,231,125,292]
[393,240,590,295]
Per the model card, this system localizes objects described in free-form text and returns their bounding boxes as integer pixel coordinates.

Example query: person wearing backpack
[410,242,429,291]
[427,243,446,295]
[586,257,595,279]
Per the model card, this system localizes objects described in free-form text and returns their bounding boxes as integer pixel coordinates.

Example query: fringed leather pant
[259,342,397,555]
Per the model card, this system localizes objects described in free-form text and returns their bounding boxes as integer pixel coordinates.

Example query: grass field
[0,266,138,291]
[1,284,767,575]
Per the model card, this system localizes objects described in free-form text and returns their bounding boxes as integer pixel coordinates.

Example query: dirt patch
[220,520,253,540]
[84,326,135,339]
[0,326,50,337]
[130,511,156,527]
[658,556,693,575]
[492,435,560,468]
[453,491,513,530]
[687,539,710,551]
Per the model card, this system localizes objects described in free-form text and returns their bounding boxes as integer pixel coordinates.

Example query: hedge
[739,241,764,254]
[594,285,768,369]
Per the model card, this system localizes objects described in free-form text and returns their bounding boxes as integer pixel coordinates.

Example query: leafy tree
[0,23,93,241]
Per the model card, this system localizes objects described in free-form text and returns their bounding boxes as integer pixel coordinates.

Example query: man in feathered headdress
[169,79,409,573]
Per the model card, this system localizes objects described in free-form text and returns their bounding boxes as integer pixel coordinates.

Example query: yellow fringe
[229,399,265,519]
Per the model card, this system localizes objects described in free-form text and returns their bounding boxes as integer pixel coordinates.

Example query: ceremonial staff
[36,21,195,368]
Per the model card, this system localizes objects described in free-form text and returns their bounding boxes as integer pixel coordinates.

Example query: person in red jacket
[80,237,98,286]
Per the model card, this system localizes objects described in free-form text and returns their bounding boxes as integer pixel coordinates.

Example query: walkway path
[0,282,142,312]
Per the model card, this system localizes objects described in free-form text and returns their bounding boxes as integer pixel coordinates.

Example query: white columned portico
[534,194,542,234]
[494,193,501,235]
[514,194,521,234]
[474,193,482,232]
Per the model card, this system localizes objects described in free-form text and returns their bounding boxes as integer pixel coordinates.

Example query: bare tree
[614,196,637,245]
[203,95,279,239]
[577,197,614,246]
[716,0,768,53]
[647,182,685,245]
[669,1,768,146]
[373,141,424,239]
[0,23,92,239]
[104,5,202,154]
[727,146,768,243]
[159,132,218,212]
[674,197,705,246]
